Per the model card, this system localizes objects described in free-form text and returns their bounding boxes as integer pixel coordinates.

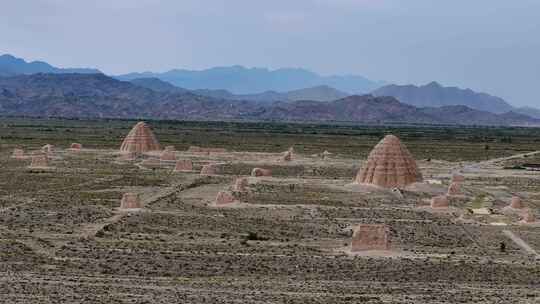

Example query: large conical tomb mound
[356,135,422,188]
[120,122,161,154]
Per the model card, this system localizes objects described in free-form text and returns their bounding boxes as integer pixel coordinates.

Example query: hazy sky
[2,0,540,107]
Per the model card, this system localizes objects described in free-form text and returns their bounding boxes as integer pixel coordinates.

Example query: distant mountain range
[1,54,539,123]
[372,82,514,114]
[130,77,348,103]
[372,82,540,118]
[0,54,101,77]
[0,73,538,126]
[116,66,385,95]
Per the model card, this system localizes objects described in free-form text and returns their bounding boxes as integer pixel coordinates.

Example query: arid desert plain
[1,118,539,303]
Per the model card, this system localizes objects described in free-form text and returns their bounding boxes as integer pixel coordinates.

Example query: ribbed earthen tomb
[351,224,391,252]
[120,122,161,154]
[356,135,422,188]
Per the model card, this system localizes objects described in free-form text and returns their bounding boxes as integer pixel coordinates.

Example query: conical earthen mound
[120,122,161,154]
[356,135,422,188]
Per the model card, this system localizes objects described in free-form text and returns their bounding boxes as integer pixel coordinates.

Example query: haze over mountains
[0,54,539,125]
[373,82,514,114]
[0,54,100,77]
[130,77,348,103]
[117,66,385,95]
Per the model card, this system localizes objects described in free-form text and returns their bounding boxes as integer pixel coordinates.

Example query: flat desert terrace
[0,118,539,303]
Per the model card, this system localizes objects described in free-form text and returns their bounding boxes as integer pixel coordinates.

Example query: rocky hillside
[372,82,515,114]
[0,73,538,126]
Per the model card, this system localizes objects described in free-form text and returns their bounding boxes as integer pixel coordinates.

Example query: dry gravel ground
[0,120,539,303]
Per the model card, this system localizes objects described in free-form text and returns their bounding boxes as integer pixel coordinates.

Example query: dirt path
[473,151,540,168]
[502,230,540,258]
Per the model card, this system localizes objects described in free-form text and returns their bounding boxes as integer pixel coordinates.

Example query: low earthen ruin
[41,144,54,154]
[351,224,391,252]
[215,191,236,206]
[234,177,249,192]
[70,143,83,150]
[174,160,193,172]
[160,149,177,162]
[11,148,25,159]
[520,209,536,223]
[509,196,524,209]
[200,164,219,175]
[120,193,142,209]
[447,182,462,196]
[29,153,49,169]
[431,195,449,208]
[322,150,332,159]
[251,168,272,177]
[452,173,465,183]
[281,149,293,162]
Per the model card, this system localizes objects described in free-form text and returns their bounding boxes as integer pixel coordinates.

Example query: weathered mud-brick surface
[215,191,236,205]
[11,148,25,159]
[356,135,422,188]
[201,164,220,175]
[120,121,161,153]
[431,195,449,208]
[251,168,272,177]
[41,144,54,154]
[234,177,249,192]
[510,196,524,209]
[120,193,142,209]
[520,209,536,223]
[174,159,193,172]
[160,149,176,162]
[70,143,82,150]
[281,148,293,161]
[452,173,465,183]
[29,153,49,168]
[351,224,391,251]
[447,182,462,195]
